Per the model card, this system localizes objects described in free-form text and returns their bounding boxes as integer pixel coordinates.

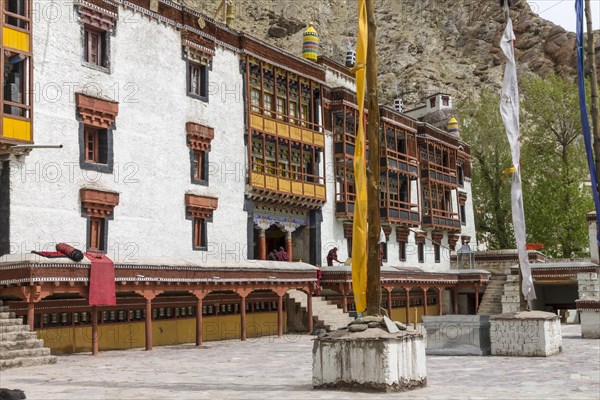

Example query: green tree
[520,75,593,258]
[458,90,514,249]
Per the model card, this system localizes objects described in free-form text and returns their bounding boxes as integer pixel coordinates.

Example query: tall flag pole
[350,0,368,313]
[575,0,600,248]
[499,1,536,302]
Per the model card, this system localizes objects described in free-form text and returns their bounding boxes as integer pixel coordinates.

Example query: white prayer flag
[499,18,536,301]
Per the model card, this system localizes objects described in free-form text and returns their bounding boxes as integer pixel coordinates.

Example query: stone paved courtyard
[0,324,598,399]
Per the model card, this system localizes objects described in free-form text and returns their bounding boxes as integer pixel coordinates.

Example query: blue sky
[527,0,600,32]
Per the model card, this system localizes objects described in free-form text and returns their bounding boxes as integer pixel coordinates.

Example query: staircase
[477,274,508,315]
[287,290,354,332]
[0,300,57,370]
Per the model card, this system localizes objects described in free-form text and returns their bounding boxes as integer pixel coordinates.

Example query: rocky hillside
[184,0,600,108]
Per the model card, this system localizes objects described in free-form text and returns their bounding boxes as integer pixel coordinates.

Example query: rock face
[189,0,600,108]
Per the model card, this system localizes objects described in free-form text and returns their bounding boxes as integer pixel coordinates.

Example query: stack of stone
[0,300,57,370]
[490,311,562,357]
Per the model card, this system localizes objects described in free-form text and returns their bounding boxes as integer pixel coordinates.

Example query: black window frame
[434,243,441,263]
[83,25,110,71]
[87,216,108,253]
[79,123,114,174]
[190,148,209,185]
[460,204,467,225]
[399,240,406,262]
[192,217,208,251]
[187,61,209,102]
[418,242,424,263]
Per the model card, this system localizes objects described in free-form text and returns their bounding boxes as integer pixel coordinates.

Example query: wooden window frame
[82,125,110,167]
[399,240,406,262]
[417,242,425,263]
[84,26,107,68]
[460,204,467,225]
[191,149,208,185]
[88,217,107,252]
[434,243,441,263]
[193,217,207,250]
[187,61,208,102]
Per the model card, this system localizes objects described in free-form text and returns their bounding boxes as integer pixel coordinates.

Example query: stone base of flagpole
[312,328,426,392]
[490,311,562,357]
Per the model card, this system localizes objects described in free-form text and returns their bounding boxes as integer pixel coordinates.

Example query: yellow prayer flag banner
[351,0,368,314]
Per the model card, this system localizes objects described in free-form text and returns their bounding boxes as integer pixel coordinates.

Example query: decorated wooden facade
[1,0,33,145]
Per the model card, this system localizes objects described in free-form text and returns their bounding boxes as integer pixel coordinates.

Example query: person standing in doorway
[275,246,289,261]
[326,247,340,266]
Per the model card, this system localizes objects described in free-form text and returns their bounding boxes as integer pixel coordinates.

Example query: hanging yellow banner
[351,0,368,313]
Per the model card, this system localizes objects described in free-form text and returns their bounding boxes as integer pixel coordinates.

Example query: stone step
[0,324,29,333]
[0,347,51,360]
[0,338,45,351]
[0,318,25,326]
[0,306,10,313]
[0,331,38,342]
[0,312,16,319]
[0,355,57,370]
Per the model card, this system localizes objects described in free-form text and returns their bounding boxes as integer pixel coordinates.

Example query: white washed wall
[9,3,247,261]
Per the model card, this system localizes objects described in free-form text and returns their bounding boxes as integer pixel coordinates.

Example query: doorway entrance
[266,225,286,256]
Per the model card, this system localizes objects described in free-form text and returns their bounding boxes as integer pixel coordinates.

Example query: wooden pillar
[27,302,35,331]
[285,231,292,261]
[422,287,429,316]
[258,229,267,260]
[91,306,99,356]
[453,287,459,315]
[240,295,247,341]
[405,287,411,324]
[145,297,153,351]
[277,294,284,337]
[475,284,480,314]
[196,297,203,346]
[386,288,393,318]
[438,287,443,316]
[307,289,313,334]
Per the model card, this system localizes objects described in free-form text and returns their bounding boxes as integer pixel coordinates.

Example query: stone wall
[422,315,490,356]
[501,275,521,313]
[577,272,600,299]
[490,312,562,357]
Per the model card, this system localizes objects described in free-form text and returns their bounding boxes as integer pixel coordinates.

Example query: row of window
[346,240,443,264]
[82,16,208,101]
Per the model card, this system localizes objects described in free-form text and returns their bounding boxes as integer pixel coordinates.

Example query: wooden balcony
[249,171,325,209]
[1,7,33,145]
[420,163,458,186]
[381,149,419,177]
[249,112,324,148]
[421,209,461,231]
[380,199,420,226]
[335,193,420,226]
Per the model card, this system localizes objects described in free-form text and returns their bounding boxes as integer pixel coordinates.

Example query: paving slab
[0,325,598,399]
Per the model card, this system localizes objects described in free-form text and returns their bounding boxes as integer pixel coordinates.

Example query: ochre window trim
[186,122,214,152]
[185,194,218,219]
[81,188,119,218]
[76,93,119,129]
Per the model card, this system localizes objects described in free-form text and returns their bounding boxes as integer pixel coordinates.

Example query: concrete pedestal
[576,297,600,339]
[422,315,490,356]
[490,311,562,357]
[312,328,426,392]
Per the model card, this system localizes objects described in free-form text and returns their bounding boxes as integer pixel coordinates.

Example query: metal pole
[585,0,600,260]
[364,0,382,316]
